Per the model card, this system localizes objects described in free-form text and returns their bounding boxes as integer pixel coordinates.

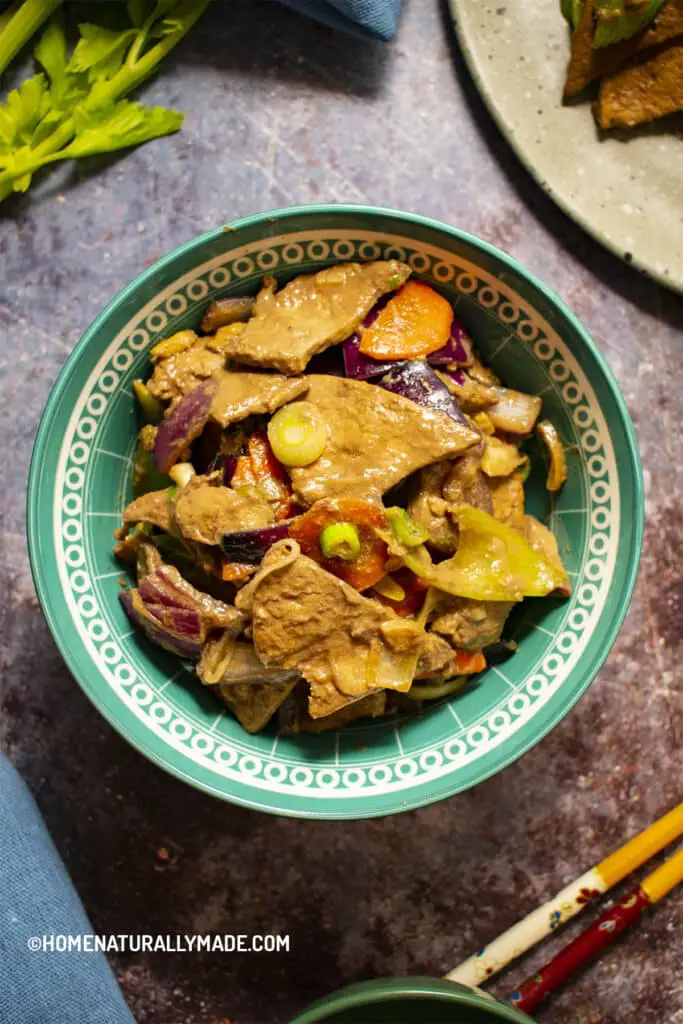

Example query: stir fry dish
[562,0,683,129]
[115,260,570,735]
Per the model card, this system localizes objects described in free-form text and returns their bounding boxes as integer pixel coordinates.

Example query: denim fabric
[0,753,135,1024]
[277,0,402,39]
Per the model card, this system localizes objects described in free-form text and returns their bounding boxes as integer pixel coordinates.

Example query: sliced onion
[223,455,238,485]
[169,462,196,488]
[377,360,472,428]
[487,387,542,435]
[343,334,397,380]
[405,676,469,701]
[306,346,345,376]
[200,296,254,333]
[138,563,240,631]
[480,437,528,478]
[343,293,397,380]
[441,367,467,388]
[146,603,202,637]
[138,572,185,609]
[427,320,474,366]
[120,590,202,659]
[537,420,567,491]
[153,380,217,473]
[220,521,292,564]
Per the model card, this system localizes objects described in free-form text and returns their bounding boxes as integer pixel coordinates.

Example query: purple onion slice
[427,320,474,366]
[120,590,202,659]
[377,360,471,428]
[153,380,217,473]
[220,522,292,564]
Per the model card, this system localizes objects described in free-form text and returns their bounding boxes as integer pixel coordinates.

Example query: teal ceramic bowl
[290,978,534,1023]
[28,205,643,819]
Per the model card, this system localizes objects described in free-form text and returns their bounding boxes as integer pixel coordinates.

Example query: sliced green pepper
[561,0,586,30]
[593,0,667,47]
[132,379,164,425]
[132,438,171,498]
[405,676,469,701]
[387,507,429,548]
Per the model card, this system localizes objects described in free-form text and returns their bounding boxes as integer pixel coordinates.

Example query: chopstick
[508,844,683,1014]
[445,802,683,987]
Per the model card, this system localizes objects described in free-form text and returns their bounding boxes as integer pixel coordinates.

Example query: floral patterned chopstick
[445,802,683,988]
[509,844,683,1014]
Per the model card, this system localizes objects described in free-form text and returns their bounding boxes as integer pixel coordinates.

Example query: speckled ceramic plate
[450,1,683,293]
[27,205,643,819]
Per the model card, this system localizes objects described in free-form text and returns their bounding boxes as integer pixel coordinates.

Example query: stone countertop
[1,2,681,1022]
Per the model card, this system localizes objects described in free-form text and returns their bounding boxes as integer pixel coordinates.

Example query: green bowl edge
[26,203,644,818]
[289,977,535,1023]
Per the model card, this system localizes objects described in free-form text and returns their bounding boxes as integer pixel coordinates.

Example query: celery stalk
[0,0,63,76]
[0,0,210,202]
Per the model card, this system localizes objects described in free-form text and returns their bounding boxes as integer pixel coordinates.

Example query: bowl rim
[27,203,644,817]
[289,977,535,1023]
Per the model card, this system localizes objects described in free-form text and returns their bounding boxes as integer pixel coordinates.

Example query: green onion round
[387,507,429,548]
[320,522,361,561]
[267,401,328,467]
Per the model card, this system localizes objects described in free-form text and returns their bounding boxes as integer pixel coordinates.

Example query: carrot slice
[231,430,297,520]
[231,456,257,489]
[451,649,487,675]
[417,646,487,680]
[289,497,389,590]
[221,560,256,582]
[358,281,453,360]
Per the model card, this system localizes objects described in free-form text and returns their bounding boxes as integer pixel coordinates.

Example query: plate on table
[449,0,683,293]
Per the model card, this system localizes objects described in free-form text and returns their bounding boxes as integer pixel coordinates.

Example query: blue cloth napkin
[276,0,402,39]
[0,753,135,1024]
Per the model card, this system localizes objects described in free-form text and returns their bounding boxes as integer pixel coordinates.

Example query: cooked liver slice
[443,449,493,513]
[407,461,458,553]
[289,375,480,505]
[123,488,174,533]
[214,260,411,375]
[174,484,274,547]
[298,690,387,732]
[210,370,308,428]
[239,543,426,717]
[417,632,455,675]
[431,597,514,651]
[147,341,225,404]
[217,675,300,733]
[488,474,526,531]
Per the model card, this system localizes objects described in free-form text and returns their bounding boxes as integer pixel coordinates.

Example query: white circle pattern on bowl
[54,231,618,802]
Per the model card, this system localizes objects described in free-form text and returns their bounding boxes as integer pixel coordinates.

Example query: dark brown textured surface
[598,37,683,129]
[564,0,683,99]
[1,1,682,1022]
